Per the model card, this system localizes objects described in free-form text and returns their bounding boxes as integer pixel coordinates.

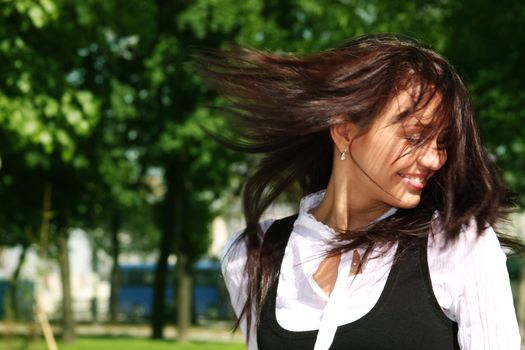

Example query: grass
[0,336,247,350]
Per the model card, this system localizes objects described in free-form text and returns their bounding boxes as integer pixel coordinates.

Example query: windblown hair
[194,34,520,339]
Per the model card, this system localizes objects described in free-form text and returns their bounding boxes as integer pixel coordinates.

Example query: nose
[416,140,447,171]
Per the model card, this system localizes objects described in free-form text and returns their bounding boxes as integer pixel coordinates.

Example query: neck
[310,176,392,232]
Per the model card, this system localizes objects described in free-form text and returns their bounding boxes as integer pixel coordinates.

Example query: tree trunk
[151,231,172,339]
[172,167,191,342]
[91,241,99,323]
[109,213,121,323]
[7,242,29,321]
[176,253,192,343]
[151,163,178,339]
[58,227,75,341]
[39,183,52,258]
[36,182,59,349]
[171,168,191,342]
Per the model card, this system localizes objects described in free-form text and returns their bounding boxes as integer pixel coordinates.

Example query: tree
[0,0,101,341]
[441,0,525,205]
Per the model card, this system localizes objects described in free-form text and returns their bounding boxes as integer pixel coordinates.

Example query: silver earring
[340,149,346,161]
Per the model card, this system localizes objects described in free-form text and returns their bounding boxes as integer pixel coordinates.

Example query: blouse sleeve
[220,219,275,350]
[446,222,521,349]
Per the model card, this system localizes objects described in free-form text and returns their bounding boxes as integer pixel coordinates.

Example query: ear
[329,122,354,153]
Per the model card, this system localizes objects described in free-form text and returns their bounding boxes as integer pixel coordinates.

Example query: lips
[398,173,430,190]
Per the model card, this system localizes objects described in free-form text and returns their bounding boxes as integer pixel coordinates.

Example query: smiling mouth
[398,173,429,190]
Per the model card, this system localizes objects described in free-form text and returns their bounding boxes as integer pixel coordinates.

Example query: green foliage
[441,0,525,204]
[0,0,523,301]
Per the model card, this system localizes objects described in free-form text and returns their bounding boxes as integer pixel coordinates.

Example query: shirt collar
[294,189,398,242]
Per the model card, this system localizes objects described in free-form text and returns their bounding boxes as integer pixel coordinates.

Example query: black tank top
[257,215,460,350]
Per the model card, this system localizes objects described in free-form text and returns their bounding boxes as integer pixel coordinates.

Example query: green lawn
[0,337,247,350]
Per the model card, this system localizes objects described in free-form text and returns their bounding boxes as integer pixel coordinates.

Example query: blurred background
[0,0,524,349]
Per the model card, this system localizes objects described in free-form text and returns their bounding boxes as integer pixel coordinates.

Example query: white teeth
[400,174,425,183]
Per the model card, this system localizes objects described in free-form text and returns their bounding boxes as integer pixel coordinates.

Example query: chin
[394,196,421,209]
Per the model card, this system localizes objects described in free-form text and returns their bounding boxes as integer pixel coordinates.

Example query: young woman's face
[346,91,448,209]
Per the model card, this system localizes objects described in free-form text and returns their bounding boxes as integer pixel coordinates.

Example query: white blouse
[221,190,521,350]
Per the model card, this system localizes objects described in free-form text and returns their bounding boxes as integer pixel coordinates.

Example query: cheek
[387,145,417,172]
[361,135,406,172]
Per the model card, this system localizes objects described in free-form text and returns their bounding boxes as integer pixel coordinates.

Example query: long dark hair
[194,33,521,339]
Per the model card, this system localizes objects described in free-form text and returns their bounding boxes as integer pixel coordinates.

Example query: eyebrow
[403,122,434,130]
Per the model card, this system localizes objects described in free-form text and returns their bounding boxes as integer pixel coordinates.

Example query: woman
[196,34,521,349]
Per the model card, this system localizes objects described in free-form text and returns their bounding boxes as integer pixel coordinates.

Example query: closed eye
[404,135,421,144]
[404,135,447,152]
